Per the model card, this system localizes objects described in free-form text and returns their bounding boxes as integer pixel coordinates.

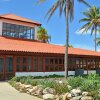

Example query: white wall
[16,72,65,77]
[16,70,96,77]
[0,21,2,36]
[34,26,38,40]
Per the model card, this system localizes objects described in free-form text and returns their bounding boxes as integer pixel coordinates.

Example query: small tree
[37,27,51,43]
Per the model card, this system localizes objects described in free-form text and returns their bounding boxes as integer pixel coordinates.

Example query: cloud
[75,29,100,35]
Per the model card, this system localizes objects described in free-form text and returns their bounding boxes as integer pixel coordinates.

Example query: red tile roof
[0,14,41,26]
[0,37,100,57]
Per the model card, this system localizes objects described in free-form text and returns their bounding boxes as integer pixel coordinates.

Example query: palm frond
[91,25,95,35]
[96,38,100,46]
[79,22,90,33]
[79,18,91,23]
[80,6,100,37]
[45,0,60,21]
[83,11,92,18]
[69,0,74,21]
[77,0,91,7]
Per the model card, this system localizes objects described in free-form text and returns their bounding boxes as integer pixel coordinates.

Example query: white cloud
[76,29,100,35]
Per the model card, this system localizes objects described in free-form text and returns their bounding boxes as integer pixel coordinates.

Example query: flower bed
[9,74,100,100]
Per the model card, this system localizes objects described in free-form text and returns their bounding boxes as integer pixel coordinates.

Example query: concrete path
[0,82,42,100]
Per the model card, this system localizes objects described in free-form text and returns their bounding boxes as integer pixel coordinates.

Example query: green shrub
[67,76,84,88]
[8,81,16,87]
[37,79,55,88]
[24,77,38,86]
[81,74,100,91]
[9,74,100,97]
[37,79,68,94]
[10,76,17,81]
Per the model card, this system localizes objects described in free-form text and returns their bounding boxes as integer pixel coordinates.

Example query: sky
[0,0,100,51]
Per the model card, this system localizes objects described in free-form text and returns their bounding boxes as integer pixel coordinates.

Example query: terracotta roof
[0,14,41,26]
[0,37,100,56]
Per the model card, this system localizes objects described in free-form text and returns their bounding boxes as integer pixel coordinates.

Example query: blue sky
[0,0,100,51]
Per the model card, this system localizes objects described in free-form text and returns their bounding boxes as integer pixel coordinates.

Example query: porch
[0,52,100,80]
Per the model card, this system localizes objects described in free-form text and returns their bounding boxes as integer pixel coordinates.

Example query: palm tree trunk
[65,0,69,78]
[94,26,97,52]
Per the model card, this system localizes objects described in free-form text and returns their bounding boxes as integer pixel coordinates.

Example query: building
[0,14,100,80]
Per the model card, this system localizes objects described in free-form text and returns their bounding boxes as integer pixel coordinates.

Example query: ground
[0,82,42,100]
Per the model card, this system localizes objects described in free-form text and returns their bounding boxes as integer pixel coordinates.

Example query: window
[22,57,27,71]
[23,57,27,64]
[38,57,44,71]
[76,59,79,64]
[16,57,21,72]
[16,65,20,72]
[0,58,4,72]
[59,59,63,64]
[46,66,49,71]
[45,58,49,64]
[2,23,35,40]
[28,57,32,71]
[55,59,58,64]
[33,57,38,71]
[45,57,64,72]
[6,57,13,72]
[16,57,33,72]
[50,59,54,64]
[83,59,86,65]
[22,65,27,71]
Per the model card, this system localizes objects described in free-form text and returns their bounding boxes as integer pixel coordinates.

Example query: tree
[38,0,90,78]
[64,44,73,47]
[37,27,51,43]
[68,44,73,47]
[79,6,100,51]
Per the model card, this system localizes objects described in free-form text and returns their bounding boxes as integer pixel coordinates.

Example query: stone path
[0,82,42,100]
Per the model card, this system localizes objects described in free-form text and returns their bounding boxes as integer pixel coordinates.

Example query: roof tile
[0,37,100,56]
[0,14,41,25]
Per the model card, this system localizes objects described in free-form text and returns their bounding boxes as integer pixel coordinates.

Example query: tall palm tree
[37,27,51,43]
[79,6,100,52]
[38,0,90,78]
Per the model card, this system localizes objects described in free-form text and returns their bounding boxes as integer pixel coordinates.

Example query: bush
[67,76,84,88]
[37,79,68,94]
[8,81,16,87]
[9,74,100,97]
[24,77,38,86]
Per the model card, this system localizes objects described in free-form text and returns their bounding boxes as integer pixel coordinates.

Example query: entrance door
[5,57,14,80]
[0,58,4,80]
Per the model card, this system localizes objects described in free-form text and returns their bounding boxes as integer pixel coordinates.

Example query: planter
[75,69,84,76]
[96,68,100,75]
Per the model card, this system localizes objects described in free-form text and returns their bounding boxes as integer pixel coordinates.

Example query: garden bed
[9,74,100,100]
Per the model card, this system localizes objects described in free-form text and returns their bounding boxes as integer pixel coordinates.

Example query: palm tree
[37,27,51,43]
[79,6,100,52]
[38,0,90,78]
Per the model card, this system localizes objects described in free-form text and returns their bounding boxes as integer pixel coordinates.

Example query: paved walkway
[0,82,42,100]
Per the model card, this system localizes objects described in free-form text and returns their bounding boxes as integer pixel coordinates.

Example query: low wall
[16,70,96,77]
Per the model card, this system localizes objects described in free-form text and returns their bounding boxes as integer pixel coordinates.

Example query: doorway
[0,57,14,80]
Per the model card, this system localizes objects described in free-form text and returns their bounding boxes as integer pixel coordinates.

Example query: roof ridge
[70,47,97,52]
[0,13,41,25]
[0,13,12,16]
